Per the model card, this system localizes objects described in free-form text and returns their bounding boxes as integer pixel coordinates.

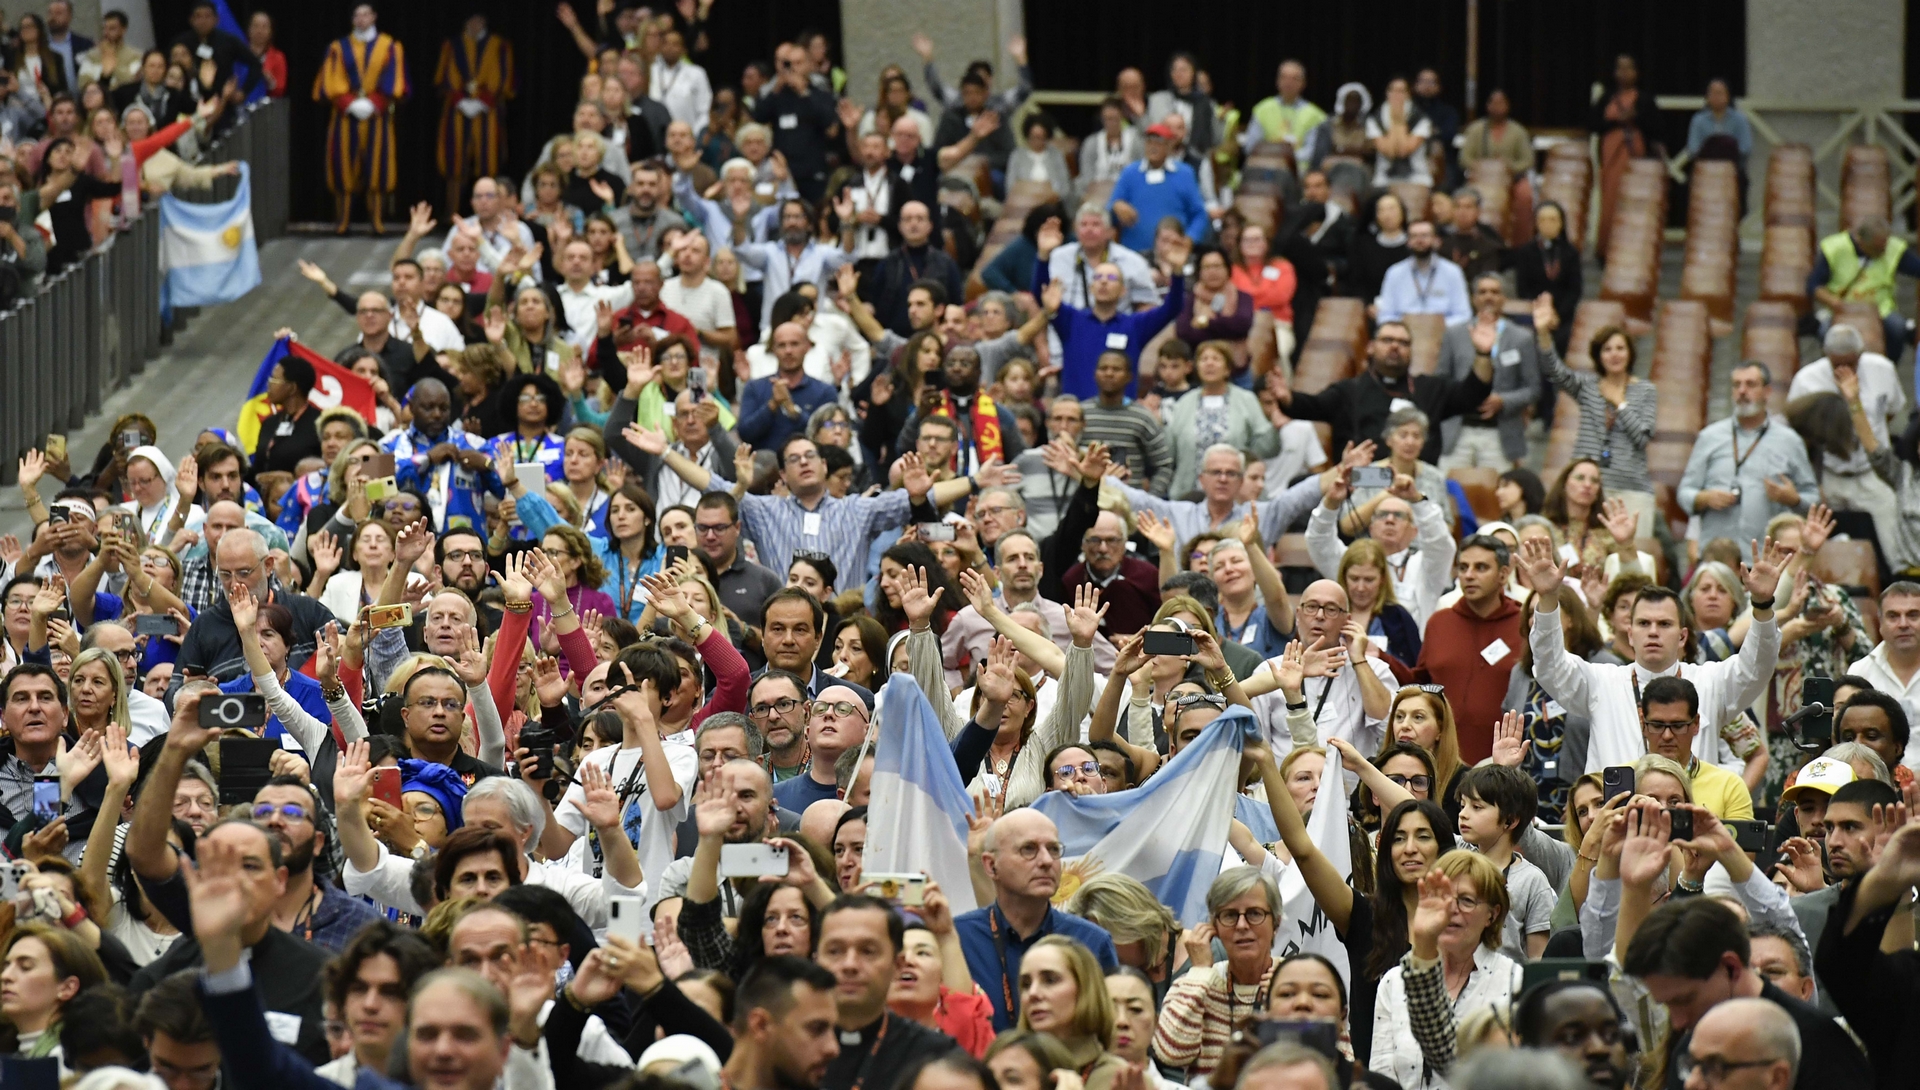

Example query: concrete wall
[839,0,1023,124]
[1745,0,1906,236]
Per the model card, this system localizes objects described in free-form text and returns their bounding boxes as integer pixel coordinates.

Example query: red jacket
[1063,556,1163,639]
[1413,595,1523,763]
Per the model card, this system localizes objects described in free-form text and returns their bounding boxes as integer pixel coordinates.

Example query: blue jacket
[1108,159,1209,252]
[197,964,407,1090]
[516,488,664,622]
[737,373,841,451]
[381,423,502,533]
[956,903,1119,1030]
[1035,262,1184,399]
[221,669,332,748]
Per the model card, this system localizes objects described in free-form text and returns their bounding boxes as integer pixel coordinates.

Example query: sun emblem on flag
[221,225,243,249]
[1050,855,1105,906]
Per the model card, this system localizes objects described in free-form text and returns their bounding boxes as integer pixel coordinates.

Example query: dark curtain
[147,0,838,225]
[1024,0,1743,149]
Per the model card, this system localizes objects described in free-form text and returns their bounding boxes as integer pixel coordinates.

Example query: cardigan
[1164,384,1281,498]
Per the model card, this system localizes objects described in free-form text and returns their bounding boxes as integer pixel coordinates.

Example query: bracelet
[1577,853,1599,865]
[1751,597,1775,611]
[61,904,87,929]
[552,602,576,619]
[320,683,345,702]
[503,601,532,614]
[560,984,591,1013]
[1676,876,1705,894]
[1286,700,1307,711]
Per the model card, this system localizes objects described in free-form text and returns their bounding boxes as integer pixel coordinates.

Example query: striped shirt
[1080,399,1175,496]
[739,488,914,589]
[1538,344,1658,495]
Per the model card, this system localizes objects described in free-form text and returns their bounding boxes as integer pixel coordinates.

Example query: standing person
[1374,219,1470,324]
[858,201,964,339]
[650,27,711,134]
[1534,301,1657,531]
[1107,123,1209,255]
[171,1,263,98]
[1515,203,1582,355]
[1435,273,1538,472]
[1035,220,1188,400]
[248,13,288,98]
[1413,536,1523,762]
[1245,60,1325,151]
[1272,322,1494,465]
[313,4,409,235]
[78,10,139,93]
[1849,582,1920,772]
[1592,55,1649,262]
[1679,363,1820,560]
[433,14,514,221]
[752,44,837,204]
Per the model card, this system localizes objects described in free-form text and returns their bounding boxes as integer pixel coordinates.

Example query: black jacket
[864,243,965,337]
[163,577,338,703]
[1815,880,1917,1090]
[1285,366,1493,465]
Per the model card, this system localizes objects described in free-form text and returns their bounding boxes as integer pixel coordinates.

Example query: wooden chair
[1742,301,1804,410]
[1448,466,1505,522]
[1759,226,1814,313]
[1275,533,1317,572]
[1811,539,1882,600]
[1293,298,1368,394]
[1389,182,1431,224]
[1404,313,1447,378]
[1564,301,1630,371]
[1834,302,1886,354]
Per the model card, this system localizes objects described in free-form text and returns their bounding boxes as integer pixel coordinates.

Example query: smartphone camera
[198,692,267,730]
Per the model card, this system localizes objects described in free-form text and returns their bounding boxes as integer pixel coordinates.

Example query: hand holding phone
[371,767,404,809]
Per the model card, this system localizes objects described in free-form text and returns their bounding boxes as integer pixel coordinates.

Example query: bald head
[771,321,811,372]
[799,797,849,847]
[1691,998,1799,1087]
[890,115,921,155]
[1296,578,1350,645]
[984,807,1057,854]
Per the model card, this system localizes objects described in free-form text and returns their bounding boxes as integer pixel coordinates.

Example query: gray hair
[1684,560,1750,619]
[416,247,448,268]
[806,402,849,436]
[1384,406,1431,437]
[409,968,510,1039]
[1235,1043,1336,1090]
[696,711,764,759]
[223,527,268,562]
[180,760,218,800]
[1200,444,1246,471]
[1749,922,1813,980]
[719,157,755,181]
[463,776,546,848]
[977,290,1026,326]
[1452,185,1482,204]
[1449,1051,1587,1090]
[734,122,772,146]
[1513,514,1562,548]
[979,487,1026,514]
[1205,864,1280,916]
[995,528,1039,566]
[1733,359,1773,386]
[1824,322,1867,358]
[1821,740,1891,783]
[1008,601,1054,640]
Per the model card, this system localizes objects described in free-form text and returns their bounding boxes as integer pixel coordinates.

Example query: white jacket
[1305,499,1455,629]
[1371,946,1522,1090]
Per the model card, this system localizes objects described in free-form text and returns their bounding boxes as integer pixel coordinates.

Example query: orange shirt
[1231,259,1297,321]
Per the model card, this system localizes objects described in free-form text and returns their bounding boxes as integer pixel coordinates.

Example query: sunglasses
[1386,773,1434,791]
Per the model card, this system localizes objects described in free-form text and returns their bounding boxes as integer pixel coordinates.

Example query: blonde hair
[1433,849,1510,950]
[1378,687,1462,798]
[68,647,131,733]
[1633,753,1694,803]
[1563,772,1605,853]
[1063,875,1178,967]
[1017,935,1115,1048]
[1338,538,1401,609]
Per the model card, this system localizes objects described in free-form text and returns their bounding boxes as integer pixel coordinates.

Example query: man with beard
[895,345,1026,477]
[720,958,841,1090]
[1375,219,1472,324]
[817,896,956,1090]
[1680,363,1820,561]
[658,757,781,921]
[613,161,686,261]
[436,528,495,619]
[382,377,500,532]
[1513,980,1637,1090]
[748,670,817,782]
[1273,320,1496,465]
[1782,779,1895,1018]
[772,683,869,812]
[244,776,381,951]
[861,201,964,338]
[736,197,854,332]
[945,529,1117,681]
[1061,510,1162,639]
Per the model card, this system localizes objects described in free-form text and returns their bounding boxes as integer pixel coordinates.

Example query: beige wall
[839,0,1023,125]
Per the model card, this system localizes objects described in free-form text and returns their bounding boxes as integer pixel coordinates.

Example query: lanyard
[845,1013,891,1090]
[1410,263,1438,305]
[1731,423,1769,474]
[987,904,1026,1019]
[1311,675,1337,723]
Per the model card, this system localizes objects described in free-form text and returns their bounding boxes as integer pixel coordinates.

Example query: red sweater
[1412,595,1523,763]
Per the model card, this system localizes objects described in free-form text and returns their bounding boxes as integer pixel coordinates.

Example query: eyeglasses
[1675,1055,1782,1084]
[1374,335,1412,347]
[517,392,547,404]
[1089,272,1122,283]
[444,549,486,563]
[973,504,1018,519]
[748,696,804,719]
[694,520,735,537]
[410,697,466,712]
[1644,719,1695,736]
[1054,760,1100,780]
[1213,907,1273,927]
[1386,773,1434,791]
[785,451,821,466]
[111,648,139,665]
[809,699,867,721]
[1297,603,1348,618]
[215,564,258,582]
[1011,840,1064,860]
[1451,894,1484,913]
[151,1059,221,1088]
[1083,534,1124,547]
[409,802,443,822]
[1372,510,1410,522]
[251,802,311,823]
[1200,468,1243,479]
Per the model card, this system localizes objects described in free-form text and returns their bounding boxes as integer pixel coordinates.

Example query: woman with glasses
[532,525,617,653]
[1339,407,1454,537]
[1016,936,1131,1090]
[613,335,739,443]
[227,582,364,759]
[302,438,384,541]
[1506,587,1602,825]
[488,372,569,490]
[0,578,39,674]
[807,404,871,491]
[1372,852,1523,1090]
[1355,741,1437,835]
[1040,743,1106,797]
[1152,867,1284,1078]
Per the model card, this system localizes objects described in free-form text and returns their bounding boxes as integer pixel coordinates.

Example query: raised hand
[976,636,1017,706]
[974,457,1021,489]
[1270,640,1309,695]
[1773,836,1826,893]
[1409,869,1454,953]
[1300,633,1349,677]
[1181,922,1216,968]
[897,451,933,497]
[451,627,490,687]
[1038,436,1083,480]
[1801,504,1834,555]
[1318,462,1351,509]
[395,518,435,566]
[314,622,343,686]
[101,721,138,789]
[1741,536,1797,601]
[407,201,436,239]
[621,422,670,456]
[1490,710,1529,767]
[1188,630,1227,673]
[56,729,102,795]
[227,578,258,631]
[309,530,343,576]
[182,833,252,952]
[901,565,945,629]
[1134,509,1176,553]
[576,761,626,830]
[1109,631,1149,679]
[1067,583,1108,646]
[523,548,569,605]
[1531,292,1559,336]
[482,306,507,345]
[1517,535,1566,596]
[1600,496,1637,546]
[1617,801,1672,889]
[500,550,534,608]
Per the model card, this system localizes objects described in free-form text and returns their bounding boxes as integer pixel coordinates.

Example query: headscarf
[399,758,469,831]
[1331,82,1373,123]
[125,444,183,540]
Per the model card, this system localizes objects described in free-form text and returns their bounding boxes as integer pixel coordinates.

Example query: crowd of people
[5,6,1920,1090]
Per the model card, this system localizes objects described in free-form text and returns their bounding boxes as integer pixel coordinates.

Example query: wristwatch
[410,842,431,861]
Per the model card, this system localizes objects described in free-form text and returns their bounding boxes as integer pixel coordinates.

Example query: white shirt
[659,275,736,334]
[1251,656,1397,759]
[1259,420,1327,497]
[846,167,893,261]
[392,303,466,354]
[649,56,712,133]
[1788,353,1906,476]
[1530,604,1778,773]
[1305,500,1456,629]
[744,308,871,388]
[1849,642,1920,771]
[555,279,636,352]
[1371,946,1521,1090]
[555,739,699,914]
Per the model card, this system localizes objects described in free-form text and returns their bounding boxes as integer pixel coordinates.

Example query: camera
[198,692,267,730]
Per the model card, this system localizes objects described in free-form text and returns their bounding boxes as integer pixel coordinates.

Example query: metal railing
[0,96,289,486]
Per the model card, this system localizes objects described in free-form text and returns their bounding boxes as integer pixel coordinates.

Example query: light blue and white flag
[862,673,979,915]
[160,162,259,313]
[1031,706,1256,925]
[1264,753,1353,983]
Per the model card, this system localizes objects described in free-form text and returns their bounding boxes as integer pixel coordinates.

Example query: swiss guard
[313,3,409,235]
[434,13,515,216]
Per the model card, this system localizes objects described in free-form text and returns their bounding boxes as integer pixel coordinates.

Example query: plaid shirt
[737,487,913,592]
[179,554,218,613]
[308,879,385,953]
[675,884,745,975]
[1386,946,1523,1089]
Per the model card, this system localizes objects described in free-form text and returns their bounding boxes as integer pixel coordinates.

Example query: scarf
[930,390,1003,473]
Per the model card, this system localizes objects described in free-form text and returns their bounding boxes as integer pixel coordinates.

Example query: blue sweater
[737,373,841,451]
[1108,158,1209,252]
[1034,262,1184,399]
[982,235,1040,294]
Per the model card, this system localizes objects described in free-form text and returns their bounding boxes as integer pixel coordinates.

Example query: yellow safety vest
[1251,96,1327,146]
[1820,230,1907,317]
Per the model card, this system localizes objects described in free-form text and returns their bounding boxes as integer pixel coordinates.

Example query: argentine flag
[1032,706,1255,925]
[862,674,979,915]
[1267,753,1353,983]
[160,162,260,313]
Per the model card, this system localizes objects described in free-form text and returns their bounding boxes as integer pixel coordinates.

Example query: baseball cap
[1781,756,1856,802]
[1144,123,1175,139]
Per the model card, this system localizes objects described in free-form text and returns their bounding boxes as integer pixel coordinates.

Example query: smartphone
[1667,807,1695,843]
[1602,765,1635,805]
[665,544,690,565]
[133,613,180,638]
[30,777,60,824]
[862,872,928,906]
[719,842,790,879]
[119,429,144,450]
[1351,465,1394,489]
[1251,1020,1342,1064]
[367,453,397,478]
[1142,628,1198,657]
[1728,819,1772,854]
[917,522,956,542]
[43,434,65,463]
[1521,958,1610,997]
[608,894,646,943]
[368,603,413,630]
[200,693,268,730]
[45,507,68,525]
[371,767,404,809]
[364,476,400,502]
[217,736,278,804]
[513,461,548,485]
[1800,676,1836,748]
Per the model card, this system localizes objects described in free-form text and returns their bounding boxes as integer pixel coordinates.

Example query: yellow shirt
[1689,759,1755,820]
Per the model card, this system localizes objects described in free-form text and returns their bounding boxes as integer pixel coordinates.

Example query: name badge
[281,733,303,752]
[275,421,295,437]
[1202,395,1226,410]
[1241,624,1258,644]
[1499,348,1521,366]
[1545,699,1566,717]
[1542,759,1558,777]
[1480,637,1512,664]
[1263,265,1281,281]
[1388,397,1415,413]
[778,114,798,130]
[899,164,916,182]
[1558,543,1581,566]
[196,44,214,59]
[803,512,822,536]
[1104,332,1129,349]
[755,182,775,195]
[1145,169,1165,185]
[264,1011,302,1045]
